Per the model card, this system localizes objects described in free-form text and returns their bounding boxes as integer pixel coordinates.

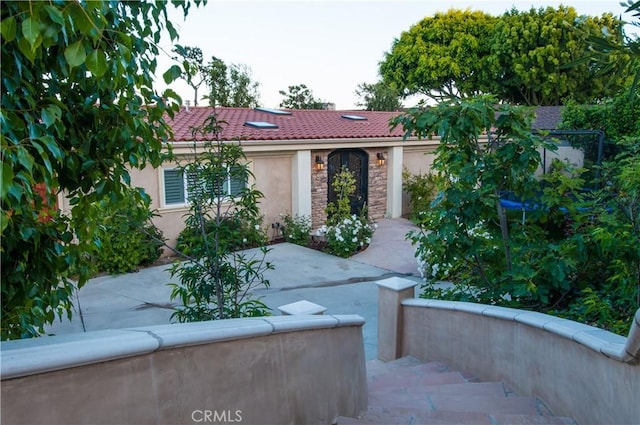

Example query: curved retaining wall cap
[1,314,365,380]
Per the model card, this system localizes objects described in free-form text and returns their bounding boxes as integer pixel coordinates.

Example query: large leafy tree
[0,0,204,340]
[204,57,260,108]
[173,45,206,106]
[380,7,626,105]
[354,81,403,111]
[489,6,625,105]
[172,47,261,108]
[279,84,325,109]
[575,1,640,99]
[380,9,497,102]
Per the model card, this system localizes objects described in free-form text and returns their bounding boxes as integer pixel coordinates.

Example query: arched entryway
[327,149,369,215]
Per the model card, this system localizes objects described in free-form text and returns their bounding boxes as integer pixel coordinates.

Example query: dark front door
[327,149,368,215]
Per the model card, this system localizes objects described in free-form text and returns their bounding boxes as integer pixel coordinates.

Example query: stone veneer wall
[366,148,387,221]
[311,150,329,229]
[311,148,388,230]
[1,315,367,425]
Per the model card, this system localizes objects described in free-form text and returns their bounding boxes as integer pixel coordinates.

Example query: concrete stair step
[490,414,579,425]
[370,379,509,398]
[335,406,496,425]
[336,409,578,425]
[369,360,453,380]
[339,358,578,425]
[369,370,468,390]
[427,393,539,415]
[367,382,512,407]
[368,387,539,415]
[365,356,423,379]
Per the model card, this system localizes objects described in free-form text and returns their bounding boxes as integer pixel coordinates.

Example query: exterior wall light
[314,155,325,171]
[376,152,386,166]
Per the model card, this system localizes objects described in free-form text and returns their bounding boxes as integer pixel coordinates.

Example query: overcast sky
[156,0,636,110]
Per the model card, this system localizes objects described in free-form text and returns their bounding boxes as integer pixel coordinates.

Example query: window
[341,114,367,121]
[254,107,292,116]
[162,166,247,207]
[244,121,278,129]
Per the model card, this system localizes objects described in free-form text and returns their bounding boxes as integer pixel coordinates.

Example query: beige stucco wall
[122,138,436,253]
[399,301,640,425]
[1,316,367,425]
[128,151,294,254]
[400,146,436,217]
[250,153,293,237]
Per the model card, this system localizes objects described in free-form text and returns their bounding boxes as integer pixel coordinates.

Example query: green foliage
[322,167,375,257]
[322,215,375,258]
[325,166,358,226]
[380,9,497,101]
[354,81,403,111]
[560,90,640,142]
[281,213,311,246]
[380,6,626,105]
[176,216,266,256]
[396,96,638,333]
[173,45,206,106]
[571,1,640,100]
[402,168,439,223]
[204,57,261,108]
[1,0,204,340]
[279,84,325,109]
[168,114,272,322]
[489,6,624,105]
[94,189,164,274]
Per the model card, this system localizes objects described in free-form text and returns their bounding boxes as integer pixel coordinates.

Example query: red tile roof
[167,107,406,141]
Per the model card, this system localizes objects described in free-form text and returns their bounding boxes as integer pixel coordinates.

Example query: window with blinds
[163,167,246,207]
[163,169,186,205]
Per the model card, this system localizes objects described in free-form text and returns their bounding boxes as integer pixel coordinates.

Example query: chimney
[185,100,191,112]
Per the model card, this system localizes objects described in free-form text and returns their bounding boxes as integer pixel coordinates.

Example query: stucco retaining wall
[399,299,640,425]
[1,315,367,425]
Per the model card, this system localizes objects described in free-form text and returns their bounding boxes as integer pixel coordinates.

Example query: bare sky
[157,0,635,110]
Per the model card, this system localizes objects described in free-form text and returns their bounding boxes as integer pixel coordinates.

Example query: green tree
[354,81,403,111]
[0,0,204,340]
[204,57,260,107]
[571,1,640,99]
[279,84,325,109]
[380,9,497,102]
[395,96,638,333]
[168,114,272,321]
[173,45,206,106]
[489,6,624,105]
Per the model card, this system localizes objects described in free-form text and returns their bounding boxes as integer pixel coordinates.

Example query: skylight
[244,121,279,129]
[341,114,367,121]
[255,107,292,116]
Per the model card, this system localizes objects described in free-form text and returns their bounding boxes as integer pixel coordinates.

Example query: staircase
[335,356,578,425]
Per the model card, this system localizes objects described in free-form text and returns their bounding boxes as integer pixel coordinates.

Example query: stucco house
[56,105,565,253]
[121,106,441,251]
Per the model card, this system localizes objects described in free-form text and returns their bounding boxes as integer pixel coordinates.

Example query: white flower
[255,224,260,230]
[352,237,358,242]
[243,238,247,243]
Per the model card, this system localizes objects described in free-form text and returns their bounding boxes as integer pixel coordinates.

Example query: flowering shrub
[321,166,376,257]
[281,213,311,246]
[319,214,376,258]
